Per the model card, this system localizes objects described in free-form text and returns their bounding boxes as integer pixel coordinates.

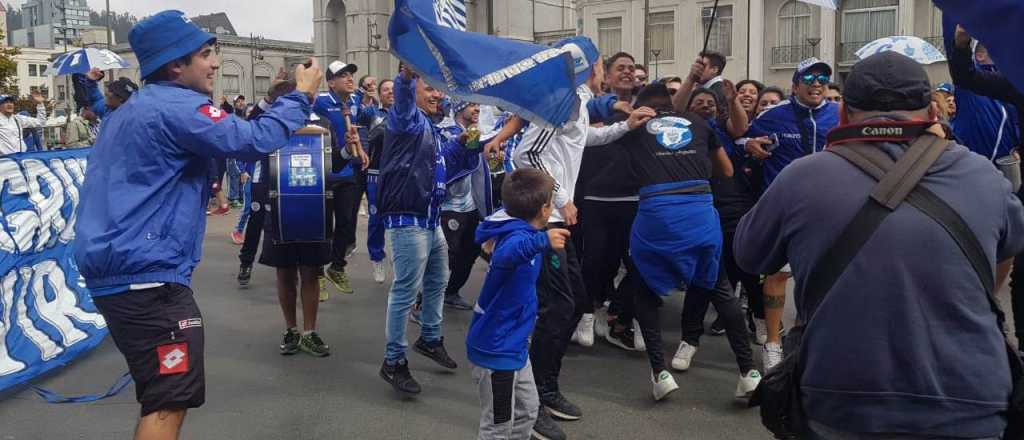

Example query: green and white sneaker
[280,328,300,355]
[652,370,679,401]
[735,369,762,399]
[299,331,330,357]
[324,266,354,294]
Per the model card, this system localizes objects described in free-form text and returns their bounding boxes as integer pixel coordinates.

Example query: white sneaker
[763,342,784,372]
[652,370,679,401]
[632,319,646,352]
[372,260,387,284]
[671,341,697,371]
[753,318,768,346]
[594,308,609,338]
[574,314,595,347]
[735,370,762,399]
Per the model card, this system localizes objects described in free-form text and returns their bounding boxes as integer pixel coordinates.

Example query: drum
[267,125,334,244]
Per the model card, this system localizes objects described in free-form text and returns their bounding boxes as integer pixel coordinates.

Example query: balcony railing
[771,44,819,65]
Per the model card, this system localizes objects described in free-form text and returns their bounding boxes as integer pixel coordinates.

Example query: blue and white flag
[855,36,946,65]
[48,48,131,76]
[0,148,107,393]
[933,0,1024,92]
[433,0,467,31]
[389,0,579,128]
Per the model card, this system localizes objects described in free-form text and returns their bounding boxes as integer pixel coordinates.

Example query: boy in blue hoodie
[467,168,570,440]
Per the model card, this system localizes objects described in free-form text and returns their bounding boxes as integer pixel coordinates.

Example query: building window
[701,5,733,56]
[597,17,622,57]
[28,64,37,77]
[255,75,271,97]
[774,1,814,64]
[57,85,66,101]
[840,0,898,62]
[222,73,240,94]
[37,64,46,76]
[648,11,675,62]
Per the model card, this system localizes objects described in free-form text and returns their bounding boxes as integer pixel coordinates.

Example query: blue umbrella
[796,0,838,9]
[48,48,131,76]
[855,36,946,65]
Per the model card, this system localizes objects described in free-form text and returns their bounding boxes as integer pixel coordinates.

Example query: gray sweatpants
[473,361,539,440]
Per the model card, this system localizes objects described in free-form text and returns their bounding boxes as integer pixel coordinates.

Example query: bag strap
[799,135,949,320]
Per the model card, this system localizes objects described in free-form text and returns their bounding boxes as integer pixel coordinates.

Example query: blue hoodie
[466,212,550,371]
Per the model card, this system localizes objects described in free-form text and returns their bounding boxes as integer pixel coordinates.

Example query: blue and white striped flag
[433,0,467,31]
[389,0,579,128]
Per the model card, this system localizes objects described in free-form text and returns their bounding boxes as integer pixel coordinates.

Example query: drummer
[73,10,322,439]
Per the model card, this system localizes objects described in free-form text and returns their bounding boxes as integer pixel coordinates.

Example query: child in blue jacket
[467,168,569,439]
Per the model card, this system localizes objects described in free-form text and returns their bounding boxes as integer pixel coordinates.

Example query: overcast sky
[84,0,314,42]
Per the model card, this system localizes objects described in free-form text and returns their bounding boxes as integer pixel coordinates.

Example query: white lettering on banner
[0,159,28,253]
[48,159,79,243]
[0,157,86,254]
[22,159,66,252]
[0,259,105,371]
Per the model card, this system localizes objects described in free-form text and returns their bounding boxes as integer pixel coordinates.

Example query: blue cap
[554,36,600,87]
[0,95,14,104]
[793,57,833,83]
[130,10,216,80]
[451,99,471,116]
[936,82,954,94]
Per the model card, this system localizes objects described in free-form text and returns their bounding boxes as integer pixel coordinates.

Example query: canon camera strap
[826,120,937,146]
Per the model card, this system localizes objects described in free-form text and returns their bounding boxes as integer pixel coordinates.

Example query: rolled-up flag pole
[702,0,721,55]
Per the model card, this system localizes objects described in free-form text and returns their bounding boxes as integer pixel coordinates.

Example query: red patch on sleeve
[198,104,228,123]
[157,342,189,375]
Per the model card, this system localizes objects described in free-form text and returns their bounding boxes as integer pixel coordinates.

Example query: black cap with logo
[843,51,932,112]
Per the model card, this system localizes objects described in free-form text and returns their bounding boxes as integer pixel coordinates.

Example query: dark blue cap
[936,82,954,94]
[793,57,833,84]
[130,10,216,80]
[554,36,600,87]
[0,95,15,104]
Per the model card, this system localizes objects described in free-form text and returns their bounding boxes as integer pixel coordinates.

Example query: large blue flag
[389,0,580,128]
[933,0,1024,92]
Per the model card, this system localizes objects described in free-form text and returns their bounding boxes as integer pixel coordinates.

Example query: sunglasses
[800,74,830,85]
[826,96,843,103]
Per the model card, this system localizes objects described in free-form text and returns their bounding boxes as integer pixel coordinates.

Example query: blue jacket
[74,82,311,294]
[313,90,355,177]
[944,16,1022,161]
[466,213,549,370]
[379,74,458,227]
[745,98,839,188]
[74,74,110,119]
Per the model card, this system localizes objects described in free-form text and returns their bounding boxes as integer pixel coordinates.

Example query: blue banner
[933,0,1024,92]
[389,0,579,128]
[0,148,107,393]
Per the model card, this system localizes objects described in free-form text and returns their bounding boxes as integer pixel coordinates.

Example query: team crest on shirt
[646,116,693,150]
[251,201,261,212]
[199,104,228,123]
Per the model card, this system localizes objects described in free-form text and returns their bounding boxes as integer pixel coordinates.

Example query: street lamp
[650,48,661,79]
[249,33,265,100]
[807,37,822,58]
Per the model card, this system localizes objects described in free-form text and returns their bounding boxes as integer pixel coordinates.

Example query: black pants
[330,177,364,270]
[441,210,481,297]
[1011,250,1024,341]
[239,183,268,266]
[631,260,755,374]
[721,227,765,319]
[580,199,637,314]
[530,222,585,400]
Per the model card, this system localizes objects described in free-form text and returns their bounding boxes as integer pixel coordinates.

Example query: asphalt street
[1,210,1015,439]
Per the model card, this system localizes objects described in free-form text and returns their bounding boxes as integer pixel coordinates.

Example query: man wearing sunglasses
[738,57,839,373]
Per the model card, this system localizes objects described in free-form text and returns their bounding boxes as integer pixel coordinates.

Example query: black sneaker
[380,360,421,394]
[531,409,567,440]
[299,331,330,357]
[444,293,473,311]
[279,328,300,355]
[605,326,638,351]
[413,337,457,369]
[541,392,582,421]
[237,264,252,287]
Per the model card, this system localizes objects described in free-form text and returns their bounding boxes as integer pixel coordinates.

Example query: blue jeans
[235,180,252,233]
[366,173,386,262]
[384,226,449,363]
[227,159,242,201]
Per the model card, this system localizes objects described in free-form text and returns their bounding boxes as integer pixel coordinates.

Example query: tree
[88,10,138,43]
[0,29,19,96]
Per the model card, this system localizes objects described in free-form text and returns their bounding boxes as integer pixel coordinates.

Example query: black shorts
[259,239,332,268]
[92,283,205,417]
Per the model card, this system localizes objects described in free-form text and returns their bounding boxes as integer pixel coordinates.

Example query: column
[819,6,837,67]
[898,0,914,35]
[748,0,765,81]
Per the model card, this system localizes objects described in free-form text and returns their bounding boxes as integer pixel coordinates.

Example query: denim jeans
[235,180,252,233]
[366,173,386,262]
[227,159,242,201]
[384,226,449,363]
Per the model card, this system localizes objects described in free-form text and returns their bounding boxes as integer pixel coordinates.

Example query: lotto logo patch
[199,105,228,123]
[157,343,189,375]
[178,318,202,330]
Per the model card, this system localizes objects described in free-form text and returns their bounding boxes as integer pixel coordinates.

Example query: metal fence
[771,44,819,65]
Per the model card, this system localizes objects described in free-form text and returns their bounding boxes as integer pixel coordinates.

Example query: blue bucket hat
[554,36,600,87]
[130,10,216,80]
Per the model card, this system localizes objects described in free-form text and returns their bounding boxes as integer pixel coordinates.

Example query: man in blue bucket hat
[73,10,322,439]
